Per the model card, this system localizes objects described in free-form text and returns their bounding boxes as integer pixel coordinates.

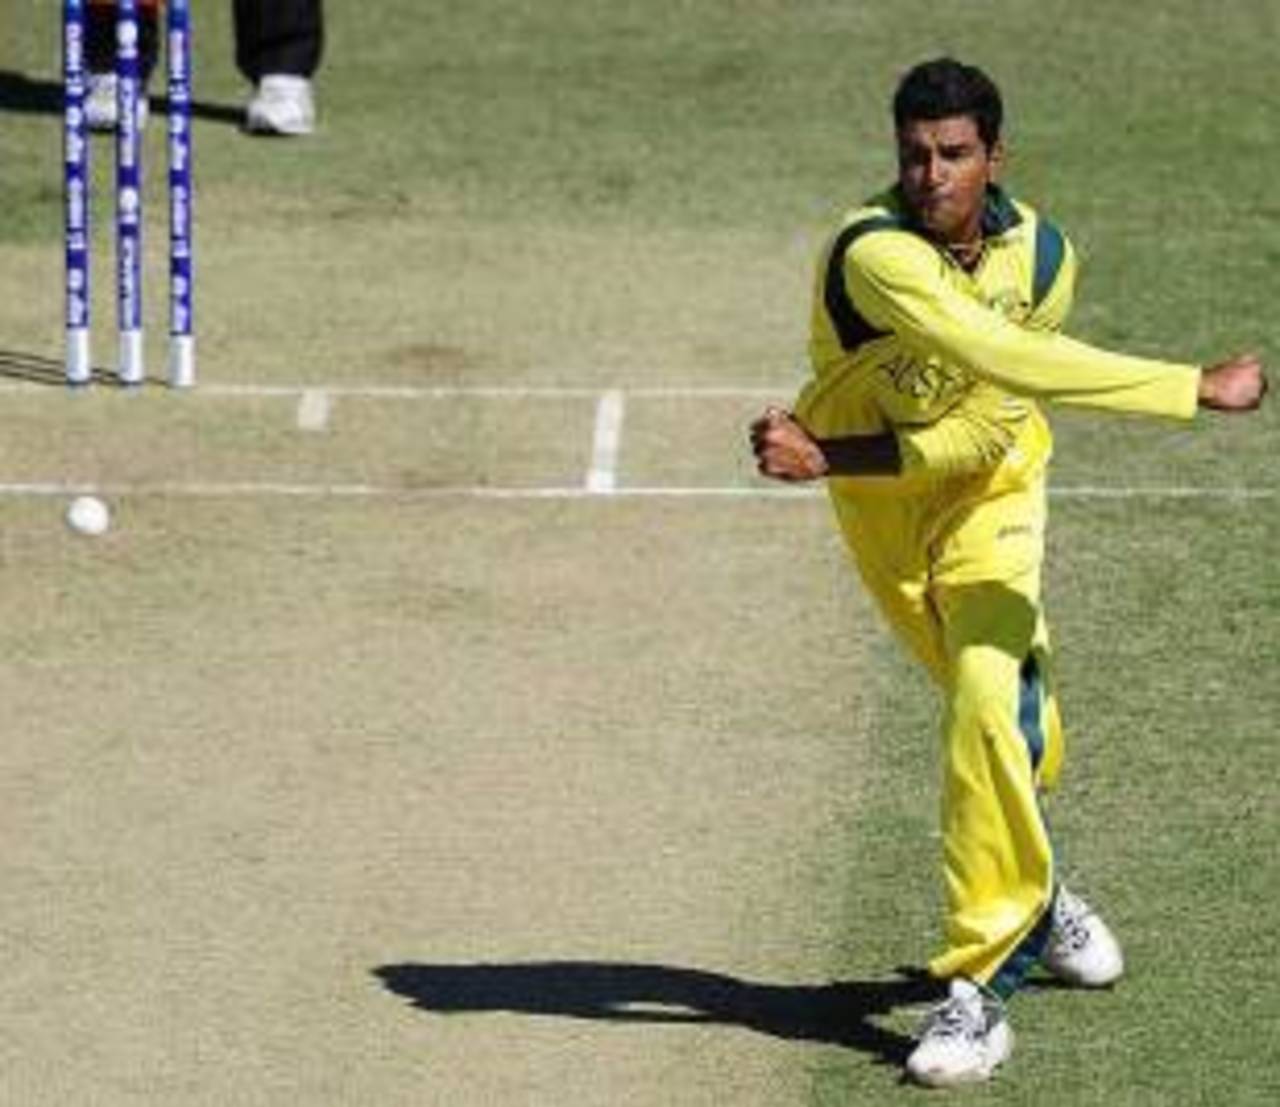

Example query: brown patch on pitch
[383,342,479,379]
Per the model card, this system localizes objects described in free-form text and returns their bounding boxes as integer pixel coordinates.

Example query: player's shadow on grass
[0,69,243,126]
[373,961,939,1065]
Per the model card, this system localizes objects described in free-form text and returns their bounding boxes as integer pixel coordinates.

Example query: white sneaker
[905,978,1013,1088]
[1042,886,1125,987]
[84,72,149,132]
[245,75,316,136]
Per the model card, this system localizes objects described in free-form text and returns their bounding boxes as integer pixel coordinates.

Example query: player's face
[897,115,1002,245]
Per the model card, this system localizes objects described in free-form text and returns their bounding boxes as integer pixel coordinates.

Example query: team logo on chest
[986,286,1031,322]
[876,352,968,401]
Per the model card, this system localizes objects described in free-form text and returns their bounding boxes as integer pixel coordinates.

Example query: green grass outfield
[0,2,1276,1103]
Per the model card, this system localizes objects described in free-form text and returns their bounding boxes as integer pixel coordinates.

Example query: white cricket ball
[66,495,111,536]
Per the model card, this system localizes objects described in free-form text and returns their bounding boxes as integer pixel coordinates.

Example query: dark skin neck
[944,237,985,271]
[895,185,986,270]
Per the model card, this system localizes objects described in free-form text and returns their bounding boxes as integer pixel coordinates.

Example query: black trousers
[86,2,324,81]
[86,3,159,79]
[233,0,324,81]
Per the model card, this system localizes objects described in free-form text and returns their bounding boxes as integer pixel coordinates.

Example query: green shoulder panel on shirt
[980,185,1023,236]
[824,186,1067,345]
[1031,215,1067,309]
[823,207,905,353]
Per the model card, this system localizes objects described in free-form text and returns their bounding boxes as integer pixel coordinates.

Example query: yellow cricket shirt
[794,185,1200,487]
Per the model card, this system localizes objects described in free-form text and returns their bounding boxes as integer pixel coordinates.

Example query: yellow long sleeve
[845,233,1200,420]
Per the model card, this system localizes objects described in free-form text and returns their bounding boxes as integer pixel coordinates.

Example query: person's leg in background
[234,0,324,136]
[84,0,160,131]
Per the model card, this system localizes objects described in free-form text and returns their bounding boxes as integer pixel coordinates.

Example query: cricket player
[750,58,1267,1088]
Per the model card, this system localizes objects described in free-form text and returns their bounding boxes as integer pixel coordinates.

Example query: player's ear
[987,139,1006,183]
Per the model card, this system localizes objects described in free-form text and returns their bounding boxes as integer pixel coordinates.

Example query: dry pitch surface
[0,488,892,1106]
[0,81,899,1105]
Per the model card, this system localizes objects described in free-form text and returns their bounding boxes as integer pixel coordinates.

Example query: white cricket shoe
[1041,886,1125,987]
[84,72,149,132]
[905,978,1013,1088]
[245,75,316,136]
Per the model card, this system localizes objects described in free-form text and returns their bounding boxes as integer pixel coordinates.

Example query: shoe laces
[917,991,996,1042]
[918,998,971,1041]
[1051,890,1095,953]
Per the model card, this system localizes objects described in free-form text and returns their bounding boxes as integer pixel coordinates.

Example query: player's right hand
[749,407,829,481]
[1198,354,1268,411]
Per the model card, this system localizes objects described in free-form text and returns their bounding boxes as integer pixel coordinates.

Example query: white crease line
[214,384,606,399]
[1052,486,1276,500]
[0,481,808,500]
[296,389,331,432]
[205,383,787,399]
[0,381,787,399]
[0,482,1273,501]
[586,390,626,493]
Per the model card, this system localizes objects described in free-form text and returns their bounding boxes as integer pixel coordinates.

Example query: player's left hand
[1198,353,1268,412]
[749,407,829,481]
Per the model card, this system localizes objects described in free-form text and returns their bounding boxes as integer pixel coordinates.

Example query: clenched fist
[1199,354,1268,412]
[749,407,829,482]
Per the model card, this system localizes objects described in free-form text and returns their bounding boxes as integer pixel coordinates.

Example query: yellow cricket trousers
[830,466,1063,997]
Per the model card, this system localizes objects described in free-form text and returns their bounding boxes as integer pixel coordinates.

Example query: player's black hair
[892,58,1003,149]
